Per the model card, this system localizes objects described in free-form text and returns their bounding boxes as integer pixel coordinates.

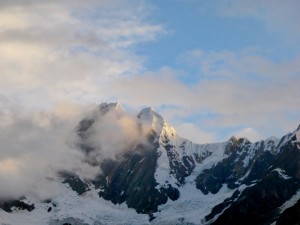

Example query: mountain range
[1,103,300,225]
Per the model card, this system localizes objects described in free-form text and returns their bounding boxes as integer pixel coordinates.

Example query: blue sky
[0,0,300,143]
[138,0,299,66]
[137,0,279,70]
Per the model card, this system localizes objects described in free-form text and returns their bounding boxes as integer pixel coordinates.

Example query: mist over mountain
[1,103,300,225]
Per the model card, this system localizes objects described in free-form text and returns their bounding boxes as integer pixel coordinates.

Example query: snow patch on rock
[153,183,234,225]
[273,168,291,180]
[279,189,300,213]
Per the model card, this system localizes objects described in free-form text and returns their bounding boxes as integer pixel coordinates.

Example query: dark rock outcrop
[276,199,300,225]
[0,199,35,213]
[92,139,179,216]
[208,130,300,225]
[63,175,90,195]
[196,137,278,195]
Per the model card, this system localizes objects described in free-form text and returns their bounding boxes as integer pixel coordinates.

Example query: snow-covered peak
[137,107,165,135]
[160,122,177,139]
[227,136,250,146]
[138,107,163,121]
[277,125,300,150]
[228,136,238,144]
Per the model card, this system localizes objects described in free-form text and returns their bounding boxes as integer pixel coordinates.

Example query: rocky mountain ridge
[1,103,300,225]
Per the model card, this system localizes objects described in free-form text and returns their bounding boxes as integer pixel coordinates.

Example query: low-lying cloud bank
[0,101,148,200]
[75,102,149,165]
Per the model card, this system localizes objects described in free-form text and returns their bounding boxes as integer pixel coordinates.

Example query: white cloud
[179,49,300,116]
[0,0,163,108]
[174,123,216,144]
[0,99,101,199]
[78,104,146,163]
[106,48,300,140]
[108,68,196,108]
[0,100,151,200]
[234,127,264,142]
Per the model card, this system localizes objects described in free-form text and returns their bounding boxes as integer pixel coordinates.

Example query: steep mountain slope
[75,104,217,220]
[1,103,300,225]
[209,126,300,225]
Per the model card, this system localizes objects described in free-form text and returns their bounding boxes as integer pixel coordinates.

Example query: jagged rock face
[93,140,179,216]
[2,103,300,225]
[75,104,300,224]
[76,105,184,217]
[273,133,300,178]
[196,137,278,194]
[0,199,35,213]
[72,103,219,219]
[205,189,241,222]
[137,106,202,187]
[158,137,196,186]
[61,173,90,195]
[211,172,299,225]
[206,130,300,225]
